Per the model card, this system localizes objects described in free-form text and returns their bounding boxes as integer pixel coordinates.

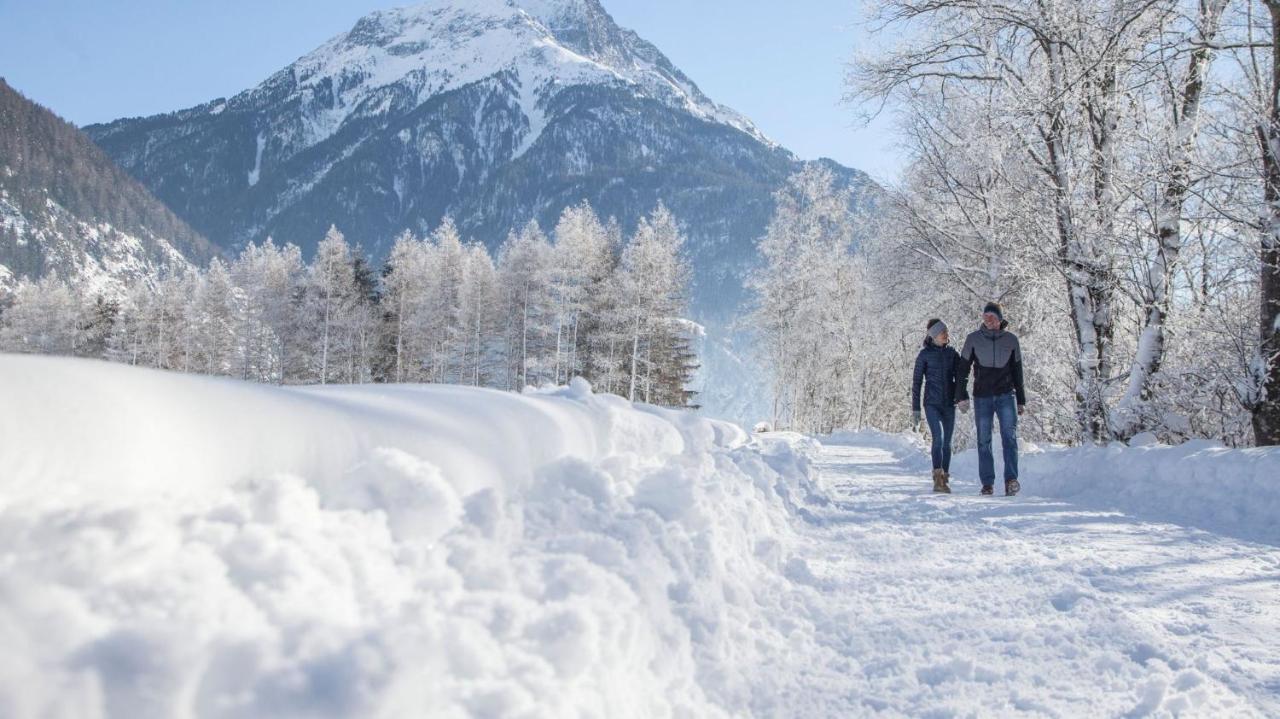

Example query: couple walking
[911,303,1027,496]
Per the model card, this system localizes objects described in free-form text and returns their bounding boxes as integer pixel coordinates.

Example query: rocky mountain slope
[0,78,214,296]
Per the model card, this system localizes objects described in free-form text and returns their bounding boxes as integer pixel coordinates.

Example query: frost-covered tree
[231,238,305,383]
[847,0,1264,445]
[551,202,614,384]
[345,255,380,384]
[496,221,556,389]
[748,166,861,432]
[618,203,697,406]
[458,242,502,386]
[186,257,241,376]
[422,218,467,383]
[0,274,84,355]
[140,272,196,371]
[300,226,361,384]
[77,295,119,359]
[0,206,704,409]
[381,230,430,383]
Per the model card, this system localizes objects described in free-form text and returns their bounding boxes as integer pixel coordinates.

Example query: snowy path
[790,437,1280,717]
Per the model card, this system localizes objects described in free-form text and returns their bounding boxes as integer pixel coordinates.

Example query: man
[955,302,1027,496]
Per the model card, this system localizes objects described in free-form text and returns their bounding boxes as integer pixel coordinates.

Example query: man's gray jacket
[955,326,1026,405]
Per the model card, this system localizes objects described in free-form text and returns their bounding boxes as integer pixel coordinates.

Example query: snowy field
[2,356,1279,717]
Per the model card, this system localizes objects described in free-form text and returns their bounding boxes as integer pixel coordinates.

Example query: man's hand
[957,400,970,414]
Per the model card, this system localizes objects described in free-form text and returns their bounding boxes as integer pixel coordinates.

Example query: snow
[4,355,1276,716]
[511,68,548,160]
[0,355,824,718]
[275,0,770,152]
[0,193,190,299]
[0,191,32,239]
[805,433,1280,715]
[951,437,1280,545]
[247,132,266,187]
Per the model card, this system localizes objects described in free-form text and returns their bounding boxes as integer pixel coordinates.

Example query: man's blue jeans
[974,392,1018,487]
[924,404,955,472]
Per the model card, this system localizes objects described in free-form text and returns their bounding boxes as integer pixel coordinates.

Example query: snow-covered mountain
[85,0,877,318]
[0,79,215,297]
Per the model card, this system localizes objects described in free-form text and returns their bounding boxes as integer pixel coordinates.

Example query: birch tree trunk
[1040,37,1113,442]
[1115,0,1228,439]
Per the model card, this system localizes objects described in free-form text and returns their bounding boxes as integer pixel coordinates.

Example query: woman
[911,318,959,493]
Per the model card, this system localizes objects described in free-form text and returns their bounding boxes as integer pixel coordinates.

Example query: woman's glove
[912,411,921,431]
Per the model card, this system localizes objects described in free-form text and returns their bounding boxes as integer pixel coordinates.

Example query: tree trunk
[1043,39,1112,443]
[1256,1,1280,444]
[628,317,641,402]
[520,283,530,388]
[320,284,331,385]
[395,292,405,383]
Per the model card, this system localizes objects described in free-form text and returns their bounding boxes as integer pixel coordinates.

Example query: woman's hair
[926,318,942,330]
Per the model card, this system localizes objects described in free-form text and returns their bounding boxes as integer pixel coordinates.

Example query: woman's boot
[931,469,946,492]
[940,471,952,494]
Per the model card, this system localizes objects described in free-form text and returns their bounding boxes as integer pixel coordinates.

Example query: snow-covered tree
[423,218,467,383]
[496,221,556,389]
[381,230,429,383]
[0,274,84,355]
[748,165,861,432]
[231,238,305,383]
[186,257,241,376]
[618,203,697,406]
[458,242,502,386]
[0,207,704,410]
[550,202,614,385]
[846,0,1266,445]
[299,226,361,384]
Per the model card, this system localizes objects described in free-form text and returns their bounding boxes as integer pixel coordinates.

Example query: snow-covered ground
[953,434,1280,545]
[804,431,1280,716]
[2,356,1277,717]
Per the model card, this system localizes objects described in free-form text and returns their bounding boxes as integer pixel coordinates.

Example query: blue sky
[0,0,902,180]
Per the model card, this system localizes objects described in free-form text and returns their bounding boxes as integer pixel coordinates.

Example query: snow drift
[948,434,1280,545]
[0,355,827,718]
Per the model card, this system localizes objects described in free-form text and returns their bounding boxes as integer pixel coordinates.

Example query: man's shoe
[1005,479,1021,496]
[980,485,994,496]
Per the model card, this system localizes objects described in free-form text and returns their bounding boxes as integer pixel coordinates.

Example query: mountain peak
[274,0,769,150]
[349,0,609,40]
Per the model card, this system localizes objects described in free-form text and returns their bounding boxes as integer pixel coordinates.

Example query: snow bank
[0,355,828,718]
[948,436,1280,545]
